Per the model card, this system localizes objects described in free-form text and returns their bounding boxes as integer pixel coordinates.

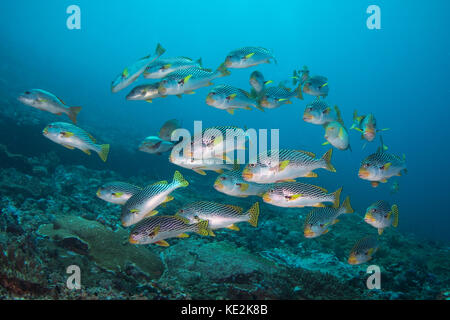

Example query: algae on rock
[38,215,163,279]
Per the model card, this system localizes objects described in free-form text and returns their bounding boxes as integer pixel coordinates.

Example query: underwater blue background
[0,0,449,243]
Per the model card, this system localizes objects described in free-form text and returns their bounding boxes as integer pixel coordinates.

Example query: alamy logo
[366,265,381,289]
[366,5,381,30]
[66,265,81,290]
[66,5,81,30]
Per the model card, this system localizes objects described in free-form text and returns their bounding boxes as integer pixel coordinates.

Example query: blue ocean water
[0,0,449,300]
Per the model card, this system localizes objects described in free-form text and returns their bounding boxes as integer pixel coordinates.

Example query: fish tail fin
[331,187,342,208]
[292,70,299,86]
[246,202,260,227]
[340,196,354,214]
[155,43,166,57]
[195,219,213,236]
[68,106,82,124]
[391,204,399,227]
[321,148,336,172]
[196,57,202,67]
[173,170,189,187]
[216,63,231,77]
[296,82,303,100]
[98,144,110,162]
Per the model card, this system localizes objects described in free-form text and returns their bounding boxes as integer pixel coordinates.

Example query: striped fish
[303,99,340,125]
[351,111,389,143]
[158,65,230,96]
[303,196,353,238]
[364,200,399,235]
[348,236,379,265]
[302,75,329,98]
[111,43,166,93]
[358,144,407,187]
[18,89,82,124]
[259,84,303,109]
[42,122,110,162]
[126,83,162,103]
[176,201,259,231]
[262,182,342,208]
[214,167,271,198]
[224,47,277,69]
[241,149,336,184]
[206,84,262,114]
[129,215,211,246]
[189,125,247,161]
[143,56,202,79]
[121,171,189,227]
[96,182,142,205]
[249,70,272,96]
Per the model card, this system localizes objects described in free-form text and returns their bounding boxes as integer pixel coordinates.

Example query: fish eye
[284,195,291,200]
[220,177,226,181]
[179,209,184,213]
[194,215,200,220]
[270,189,274,193]
[364,163,370,168]
[372,208,377,213]
[249,163,256,168]
[211,92,216,95]
[25,91,31,94]
[320,224,324,227]
[307,107,313,111]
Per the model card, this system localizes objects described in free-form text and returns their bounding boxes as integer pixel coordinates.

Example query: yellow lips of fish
[348,254,359,265]
[262,192,271,202]
[242,168,253,180]
[206,95,215,105]
[43,127,49,135]
[214,179,224,190]
[259,97,269,107]
[128,235,139,244]
[303,227,315,238]
[225,57,232,67]
[358,167,370,178]
[303,113,313,121]
[96,189,102,197]
[364,213,376,223]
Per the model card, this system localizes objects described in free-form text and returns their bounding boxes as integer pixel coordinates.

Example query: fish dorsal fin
[316,186,328,193]
[296,150,315,158]
[122,68,129,78]
[225,204,243,213]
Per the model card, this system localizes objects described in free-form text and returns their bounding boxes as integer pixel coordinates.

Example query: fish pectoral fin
[227,224,240,231]
[193,169,207,175]
[371,181,379,188]
[82,149,91,155]
[244,52,255,59]
[313,203,326,207]
[155,240,170,247]
[145,210,158,218]
[322,229,329,234]
[380,179,388,183]
[239,183,249,191]
[382,162,392,170]
[176,94,182,99]
[305,171,318,178]
[378,228,384,235]
[322,141,330,145]
[177,233,189,238]
[333,219,340,224]
[61,131,75,137]
[112,192,124,198]
[164,195,174,203]
[145,99,153,103]
[61,144,75,150]
[185,90,195,94]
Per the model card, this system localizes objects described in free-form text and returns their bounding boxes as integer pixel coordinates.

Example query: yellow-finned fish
[121,171,189,227]
[350,110,389,143]
[96,182,142,205]
[304,196,353,238]
[262,182,342,208]
[42,122,109,162]
[358,138,407,187]
[143,56,202,79]
[224,47,277,68]
[348,236,379,265]
[126,83,163,103]
[18,89,81,124]
[206,84,263,114]
[242,149,336,183]
[214,167,272,198]
[176,201,260,232]
[129,215,211,246]
[111,43,166,93]
[364,200,399,235]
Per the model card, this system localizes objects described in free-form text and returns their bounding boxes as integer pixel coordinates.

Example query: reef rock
[37,215,163,279]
